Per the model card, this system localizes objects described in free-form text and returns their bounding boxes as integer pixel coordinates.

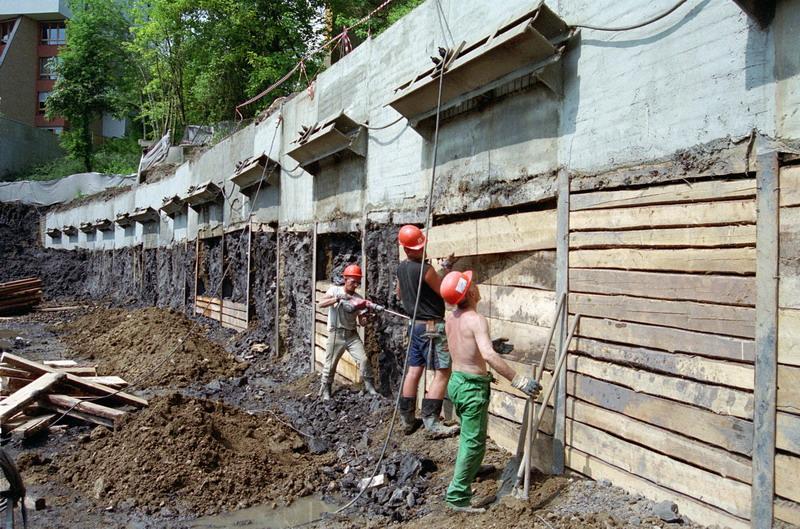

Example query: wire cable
[570,0,690,32]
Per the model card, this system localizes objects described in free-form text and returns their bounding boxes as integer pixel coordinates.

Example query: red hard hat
[343,264,363,279]
[398,225,425,250]
[441,270,473,305]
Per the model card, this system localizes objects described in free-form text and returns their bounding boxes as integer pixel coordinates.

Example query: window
[45,127,64,135]
[38,91,51,114]
[39,57,60,79]
[40,22,66,45]
[0,20,14,45]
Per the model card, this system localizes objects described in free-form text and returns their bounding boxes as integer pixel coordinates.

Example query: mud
[364,221,408,392]
[156,244,193,312]
[315,232,361,284]
[222,230,248,303]
[234,230,278,359]
[61,307,245,387]
[278,229,313,378]
[197,237,223,299]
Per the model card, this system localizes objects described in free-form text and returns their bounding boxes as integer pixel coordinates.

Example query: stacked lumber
[0,278,42,315]
[566,177,757,529]
[313,281,362,383]
[0,353,147,439]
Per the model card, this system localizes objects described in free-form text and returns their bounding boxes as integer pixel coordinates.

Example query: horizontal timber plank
[486,318,553,363]
[454,250,555,290]
[569,247,755,274]
[776,453,800,503]
[0,372,64,422]
[569,225,756,250]
[779,275,800,309]
[565,447,749,529]
[3,413,55,438]
[775,498,800,526]
[778,365,800,413]
[571,337,754,390]
[478,285,556,328]
[426,210,556,258]
[781,166,800,207]
[568,419,751,518]
[576,317,755,363]
[486,413,553,472]
[489,357,554,398]
[567,372,753,456]
[569,269,755,306]
[487,377,555,423]
[570,199,755,231]
[568,355,753,419]
[569,292,755,339]
[568,398,751,483]
[777,412,800,455]
[779,308,800,366]
[570,179,755,212]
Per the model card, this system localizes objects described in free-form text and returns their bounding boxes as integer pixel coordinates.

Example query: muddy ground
[0,306,713,529]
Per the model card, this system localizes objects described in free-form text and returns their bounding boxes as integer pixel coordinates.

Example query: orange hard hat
[343,264,363,279]
[398,224,425,250]
[441,270,473,305]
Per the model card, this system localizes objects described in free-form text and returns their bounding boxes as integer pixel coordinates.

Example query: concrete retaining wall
[0,118,63,178]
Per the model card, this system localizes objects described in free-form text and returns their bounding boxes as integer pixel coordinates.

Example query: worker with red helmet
[317,263,379,401]
[394,224,459,437]
[440,270,541,513]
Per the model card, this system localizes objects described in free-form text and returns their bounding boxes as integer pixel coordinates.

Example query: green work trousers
[445,371,491,507]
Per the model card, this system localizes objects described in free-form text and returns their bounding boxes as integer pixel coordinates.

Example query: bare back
[445,306,519,382]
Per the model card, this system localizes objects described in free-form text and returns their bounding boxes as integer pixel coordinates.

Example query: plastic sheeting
[0,173,135,206]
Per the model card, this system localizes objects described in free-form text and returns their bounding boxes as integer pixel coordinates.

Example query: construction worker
[395,224,459,437]
[440,269,541,513]
[317,264,380,401]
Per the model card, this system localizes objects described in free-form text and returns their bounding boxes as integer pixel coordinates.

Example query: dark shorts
[408,321,451,369]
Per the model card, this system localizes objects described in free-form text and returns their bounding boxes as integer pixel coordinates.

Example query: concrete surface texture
[42,0,800,248]
[0,118,64,177]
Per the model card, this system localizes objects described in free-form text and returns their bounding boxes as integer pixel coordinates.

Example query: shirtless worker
[440,269,542,513]
[395,224,459,437]
[317,264,380,401]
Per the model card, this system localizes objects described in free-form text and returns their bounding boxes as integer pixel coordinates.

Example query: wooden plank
[315,321,329,337]
[780,165,800,207]
[43,360,77,368]
[777,411,800,455]
[39,395,123,428]
[570,199,755,231]
[569,247,756,274]
[489,357,554,398]
[313,345,360,383]
[478,285,556,327]
[569,224,756,249]
[569,269,755,306]
[425,210,556,258]
[196,295,222,306]
[486,318,552,362]
[486,413,553,472]
[4,413,55,438]
[572,337,754,390]
[565,447,750,529]
[0,367,34,379]
[569,292,756,339]
[84,376,129,388]
[568,372,753,456]
[577,317,755,363]
[568,419,751,518]
[569,398,751,483]
[569,355,753,420]
[775,498,800,525]
[779,275,800,309]
[454,250,555,290]
[778,365,800,413]
[776,453,800,503]
[752,151,780,529]
[487,375,555,421]
[221,314,248,330]
[1,353,147,408]
[221,305,248,320]
[58,366,97,376]
[778,308,800,366]
[570,178,756,211]
[0,372,64,422]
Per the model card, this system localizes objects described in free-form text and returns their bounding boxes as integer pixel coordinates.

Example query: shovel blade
[497,455,522,498]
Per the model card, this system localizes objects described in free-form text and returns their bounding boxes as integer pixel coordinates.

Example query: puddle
[190,497,335,529]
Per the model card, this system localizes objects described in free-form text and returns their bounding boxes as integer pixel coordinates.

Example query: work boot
[398,396,421,434]
[363,378,380,396]
[446,502,486,514]
[421,398,459,438]
[319,381,332,401]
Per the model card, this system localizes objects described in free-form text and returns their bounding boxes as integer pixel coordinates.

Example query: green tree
[46,0,136,172]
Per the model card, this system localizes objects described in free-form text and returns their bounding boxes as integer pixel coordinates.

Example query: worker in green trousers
[440,270,541,513]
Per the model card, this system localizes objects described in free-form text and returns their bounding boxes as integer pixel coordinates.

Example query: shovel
[496,294,565,498]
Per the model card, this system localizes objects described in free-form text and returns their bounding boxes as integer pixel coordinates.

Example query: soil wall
[278,229,313,376]
[223,230,248,303]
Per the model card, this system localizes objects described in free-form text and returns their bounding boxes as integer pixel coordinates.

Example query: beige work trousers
[321,328,373,385]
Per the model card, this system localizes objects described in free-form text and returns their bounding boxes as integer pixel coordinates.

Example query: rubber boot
[363,377,380,396]
[421,398,459,438]
[446,502,486,514]
[398,396,421,434]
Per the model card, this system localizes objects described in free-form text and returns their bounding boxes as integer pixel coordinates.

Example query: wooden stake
[751,149,779,529]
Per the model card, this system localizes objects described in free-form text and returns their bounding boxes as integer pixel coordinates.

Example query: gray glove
[511,374,541,398]
[491,338,514,355]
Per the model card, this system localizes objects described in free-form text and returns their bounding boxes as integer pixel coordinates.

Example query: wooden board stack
[0,353,147,439]
[0,278,42,315]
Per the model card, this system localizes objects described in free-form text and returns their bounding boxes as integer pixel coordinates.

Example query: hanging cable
[570,0,690,32]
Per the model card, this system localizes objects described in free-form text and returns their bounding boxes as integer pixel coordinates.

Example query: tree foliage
[46,0,137,172]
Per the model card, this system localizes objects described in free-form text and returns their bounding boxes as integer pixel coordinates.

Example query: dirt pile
[61,307,245,387]
[21,393,326,516]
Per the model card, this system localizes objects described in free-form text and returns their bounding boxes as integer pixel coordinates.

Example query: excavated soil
[19,392,326,516]
[60,307,245,387]
[277,230,313,378]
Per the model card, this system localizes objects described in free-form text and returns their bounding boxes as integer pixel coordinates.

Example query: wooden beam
[39,394,125,428]
[569,268,755,306]
[0,372,64,422]
[569,292,756,339]
[778,365,800,413]
[777,412,800,456]
[776,453,800,503]
[778,308,800,366]
[570,199,755,231]
[570,178,755,211]
[3,413,55,438]
[454,250,555,290]
[570,247,756,274]
[569,224,756,249]
[780,166,800,207]
[751,150,779,528]
[477,285,556,327]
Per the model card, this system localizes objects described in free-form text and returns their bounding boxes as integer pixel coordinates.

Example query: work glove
[511,374,541,398]
[438,252,460,271]
[491,338,514,355]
